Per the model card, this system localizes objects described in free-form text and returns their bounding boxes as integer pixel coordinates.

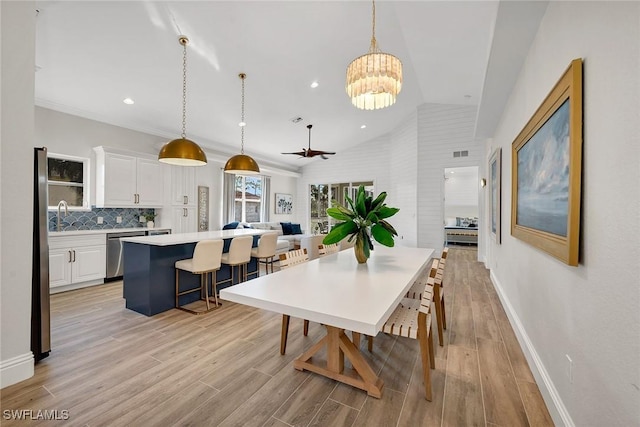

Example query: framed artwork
[511,58,583,266]
[197,186,209,231]
[489,148,502,244]
[275,193,293,214]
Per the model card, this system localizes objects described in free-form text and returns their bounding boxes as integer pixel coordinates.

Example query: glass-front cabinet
[309,181,373,234]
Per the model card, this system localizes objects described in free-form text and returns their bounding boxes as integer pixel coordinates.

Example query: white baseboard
[489,270,574,427]
[0,352,34,389]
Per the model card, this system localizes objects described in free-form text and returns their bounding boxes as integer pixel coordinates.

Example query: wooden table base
[293,325,384,398]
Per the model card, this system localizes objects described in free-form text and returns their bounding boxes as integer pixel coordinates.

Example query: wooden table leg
[293,325,383,398]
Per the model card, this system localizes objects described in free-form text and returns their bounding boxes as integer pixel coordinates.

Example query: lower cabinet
[49,234,106,289]
[171,207,197,234]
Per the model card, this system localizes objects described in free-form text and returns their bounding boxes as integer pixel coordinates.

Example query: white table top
[220,245,434,336]
[120,228,268,246]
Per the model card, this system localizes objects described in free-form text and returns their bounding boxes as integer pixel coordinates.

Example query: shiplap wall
[389,112,418,247]
[416,104,479,251]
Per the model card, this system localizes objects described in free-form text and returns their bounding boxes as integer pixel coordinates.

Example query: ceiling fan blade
[281,151,306,156]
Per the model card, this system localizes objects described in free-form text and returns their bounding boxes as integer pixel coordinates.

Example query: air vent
[290,117,303,124]
[453,150,469,158]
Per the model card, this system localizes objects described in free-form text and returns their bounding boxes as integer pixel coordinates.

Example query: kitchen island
[121,229,267,316]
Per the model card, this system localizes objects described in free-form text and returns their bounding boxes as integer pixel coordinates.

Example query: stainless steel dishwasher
[106,230,146,279]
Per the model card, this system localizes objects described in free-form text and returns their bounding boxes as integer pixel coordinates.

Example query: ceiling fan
[282,124,336,160]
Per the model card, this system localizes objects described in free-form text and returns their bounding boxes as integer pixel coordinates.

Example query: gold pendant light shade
[158,36,208,166]
[224,154,260,175]
[224,73,260,174]
[346,0,402,110]
[158,138,207,166]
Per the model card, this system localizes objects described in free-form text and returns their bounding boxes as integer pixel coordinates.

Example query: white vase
[147,221,154,228]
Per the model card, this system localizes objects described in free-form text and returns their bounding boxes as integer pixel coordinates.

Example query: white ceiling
[34,1,535,171]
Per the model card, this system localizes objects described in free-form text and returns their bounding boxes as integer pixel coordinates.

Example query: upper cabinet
[169,165,196,206]
[94,146,164,208]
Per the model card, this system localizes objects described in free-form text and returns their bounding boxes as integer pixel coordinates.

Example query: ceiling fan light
[224,154,260,175]
[158,138,207,166]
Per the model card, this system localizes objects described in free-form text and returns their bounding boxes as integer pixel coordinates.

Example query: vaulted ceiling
[34,1,546,170]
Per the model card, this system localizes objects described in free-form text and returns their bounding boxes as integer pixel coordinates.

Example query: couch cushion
[291,223,302,235]
[280,222,293,235]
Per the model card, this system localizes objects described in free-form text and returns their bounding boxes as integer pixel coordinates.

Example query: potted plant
[322,185,399,263]
[143,212,157,228]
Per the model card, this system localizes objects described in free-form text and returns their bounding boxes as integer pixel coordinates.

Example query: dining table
[220,244,434,398]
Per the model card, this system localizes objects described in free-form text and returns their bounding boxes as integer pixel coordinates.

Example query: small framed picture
[275,193,293,214]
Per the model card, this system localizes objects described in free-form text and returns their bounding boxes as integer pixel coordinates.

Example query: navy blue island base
[122,230,264,316]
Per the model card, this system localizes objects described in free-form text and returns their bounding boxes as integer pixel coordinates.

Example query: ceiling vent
[453,150,469,158]
[290,117,303,124]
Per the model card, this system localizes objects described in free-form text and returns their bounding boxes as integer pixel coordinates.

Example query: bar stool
[175,239,224,315]
[218,235,254,287]
[249,232,278,276]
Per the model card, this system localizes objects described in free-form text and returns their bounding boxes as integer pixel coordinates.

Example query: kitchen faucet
[57,200,68,231]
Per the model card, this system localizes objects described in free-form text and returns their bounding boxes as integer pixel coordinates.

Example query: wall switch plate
[139,216,145,222]
[116,216,122,224]
[97,216,104,224]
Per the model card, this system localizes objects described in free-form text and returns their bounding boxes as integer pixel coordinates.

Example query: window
[234,175,262,223]
[47,153,90,210]
[309,181,373,234]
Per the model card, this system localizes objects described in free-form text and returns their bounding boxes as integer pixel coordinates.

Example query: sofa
[249,222,313,251]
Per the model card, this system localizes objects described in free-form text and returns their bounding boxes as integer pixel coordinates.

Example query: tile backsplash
[48,207,156,232]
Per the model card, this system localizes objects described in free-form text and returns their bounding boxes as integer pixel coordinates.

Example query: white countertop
[220,245,434,336]
[120,228,268,246]
[49,227,170,237]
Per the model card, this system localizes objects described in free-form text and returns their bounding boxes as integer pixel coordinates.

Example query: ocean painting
[516,99,570,237]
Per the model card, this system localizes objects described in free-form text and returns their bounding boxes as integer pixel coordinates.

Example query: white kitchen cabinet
[49,234,106,289]
[94,146,164,207]
[169,165,196,206]
[171,206,197,233]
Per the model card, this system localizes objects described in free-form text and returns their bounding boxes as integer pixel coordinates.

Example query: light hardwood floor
[1,248,554,426]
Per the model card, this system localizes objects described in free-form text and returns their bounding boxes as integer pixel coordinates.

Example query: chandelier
[346,0,403,110]
[158,36,207,166]
[224,73,260,175]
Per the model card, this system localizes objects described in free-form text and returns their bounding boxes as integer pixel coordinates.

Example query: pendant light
[158,36,207,166]
[224,73,260,175]
[346,0,403,110]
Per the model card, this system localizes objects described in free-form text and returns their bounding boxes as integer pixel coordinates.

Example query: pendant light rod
[223,72,259,174]
[158,35,207,166]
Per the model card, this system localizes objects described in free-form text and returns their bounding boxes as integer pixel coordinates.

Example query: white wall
[444,167,479,220]
[486,2,640,425]
[269,173,298,225]
[416,104,479,253]
[0,1,36,388]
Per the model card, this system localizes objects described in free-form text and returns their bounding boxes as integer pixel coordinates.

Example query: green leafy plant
[322,185,399,263]
[143,212,157,222]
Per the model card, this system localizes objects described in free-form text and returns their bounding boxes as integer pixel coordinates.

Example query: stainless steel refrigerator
[32,147,51,361]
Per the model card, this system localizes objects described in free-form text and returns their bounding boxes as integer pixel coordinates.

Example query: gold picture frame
[511,58,583,266]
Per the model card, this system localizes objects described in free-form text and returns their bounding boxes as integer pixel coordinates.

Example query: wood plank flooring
[0,248,554,426]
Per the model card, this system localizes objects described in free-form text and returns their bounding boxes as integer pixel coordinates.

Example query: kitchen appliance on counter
[106,229,172,279]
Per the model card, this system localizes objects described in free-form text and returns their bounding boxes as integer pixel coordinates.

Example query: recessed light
[450,171,455,174]
[238,121,246,127]
[123,98,135,105]
[360,125,367,129]
[310,81,319,88]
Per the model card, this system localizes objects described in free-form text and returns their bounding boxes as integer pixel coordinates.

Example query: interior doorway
[443,166,479,246]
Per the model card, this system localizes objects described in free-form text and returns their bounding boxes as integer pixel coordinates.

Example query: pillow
[239,222,253,229]
[280,222,293,235]
[222,221,239,230]
[291,223,302,235]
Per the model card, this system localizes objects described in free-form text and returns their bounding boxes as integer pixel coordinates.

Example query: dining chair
[382,275,436,401]
[278,248,309,355]
[218,235,254,288]
[249,232,278,276]
[318,243,339,257]
[174,239,224,314]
